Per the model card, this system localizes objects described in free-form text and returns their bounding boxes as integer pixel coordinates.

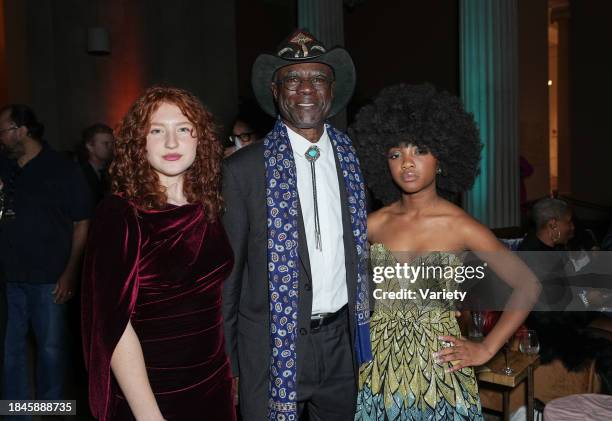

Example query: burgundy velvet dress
[81,195,235,421]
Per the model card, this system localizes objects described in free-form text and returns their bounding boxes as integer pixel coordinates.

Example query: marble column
[460,0,520,228]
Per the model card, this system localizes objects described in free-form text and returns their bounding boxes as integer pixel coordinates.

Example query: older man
[0,105,91,414]
[222,30,371,421]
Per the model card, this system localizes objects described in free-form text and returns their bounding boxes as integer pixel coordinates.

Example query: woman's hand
[433,335,496,372]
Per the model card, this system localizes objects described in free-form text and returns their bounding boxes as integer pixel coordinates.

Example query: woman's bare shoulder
[367,203,398,240]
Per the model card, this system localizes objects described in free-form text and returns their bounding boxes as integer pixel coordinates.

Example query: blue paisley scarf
[264,118,372,420]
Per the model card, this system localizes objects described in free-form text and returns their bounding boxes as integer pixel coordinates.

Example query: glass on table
[518,330,540,355]
[501,339,514,375]
[471,310,485,339]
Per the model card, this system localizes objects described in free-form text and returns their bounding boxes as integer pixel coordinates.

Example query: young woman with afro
[350,83,540,420]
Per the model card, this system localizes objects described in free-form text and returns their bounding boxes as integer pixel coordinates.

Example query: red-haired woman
[81,86,235,420]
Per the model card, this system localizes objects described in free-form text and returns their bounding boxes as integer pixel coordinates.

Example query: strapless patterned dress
[355,244,483,420]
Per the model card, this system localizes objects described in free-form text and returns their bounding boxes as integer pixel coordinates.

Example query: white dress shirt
[286,124,348,315]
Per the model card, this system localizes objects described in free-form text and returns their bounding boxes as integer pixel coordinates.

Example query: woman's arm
[469,227,540,356]
[111,321,165,421]
[436,218,540,371]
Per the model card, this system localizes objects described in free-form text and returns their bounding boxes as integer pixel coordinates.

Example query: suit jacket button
[305,283,311,291]
[300,328,307,335]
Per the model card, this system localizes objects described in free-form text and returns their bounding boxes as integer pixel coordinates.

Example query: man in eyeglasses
[224,117,258,157]
[222,29,371,421]
[0,105,92,413]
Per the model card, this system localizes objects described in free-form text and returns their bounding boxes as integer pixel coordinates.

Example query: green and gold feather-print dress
[355,243,483,421]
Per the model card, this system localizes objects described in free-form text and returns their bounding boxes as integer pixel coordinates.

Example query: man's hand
[586,289,612,308]
[53,219,89,304]
[53,271,78,304]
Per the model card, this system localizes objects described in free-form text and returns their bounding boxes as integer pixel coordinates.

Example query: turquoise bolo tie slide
[304,145,322,251]
[305,145,320,161]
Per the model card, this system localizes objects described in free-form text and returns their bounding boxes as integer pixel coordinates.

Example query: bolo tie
[304,145,322,251]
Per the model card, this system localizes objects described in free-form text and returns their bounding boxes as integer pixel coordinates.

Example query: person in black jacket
[78,123,114,203]
[222,29,371,421]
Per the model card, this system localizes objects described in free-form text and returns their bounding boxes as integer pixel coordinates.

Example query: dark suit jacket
[221,139,360,402]
[79,160,107,204]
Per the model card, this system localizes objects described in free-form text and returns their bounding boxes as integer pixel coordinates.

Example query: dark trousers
[2,282,67,417]
[296,311,357,421]
[239,311,357,421]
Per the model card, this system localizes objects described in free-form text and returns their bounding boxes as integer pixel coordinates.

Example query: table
[477,351,540,421]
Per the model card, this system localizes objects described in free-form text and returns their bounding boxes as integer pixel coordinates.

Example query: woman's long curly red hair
[110,86,223,220]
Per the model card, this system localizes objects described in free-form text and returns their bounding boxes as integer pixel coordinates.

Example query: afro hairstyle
[349,83,482,205]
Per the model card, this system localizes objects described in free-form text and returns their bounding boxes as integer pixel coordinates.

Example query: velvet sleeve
[81,196,141,421]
